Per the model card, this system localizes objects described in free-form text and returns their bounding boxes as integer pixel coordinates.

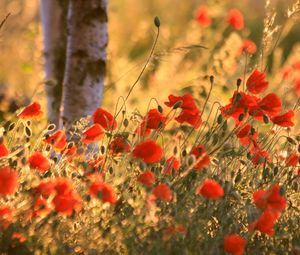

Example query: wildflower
[18,102,43,119]
[152,183,173,202]
[195,5,211,27]
[165,93,202,128]
[44,130,67,151]
[54,178,73,195]
[0,143,9,157]
[11,232,27,243]
[190,145,210,170]
[142,109,166,130]
[271,110,295,127]
[33,180,55,198]
[246,69,268,94]
[0,206,13,229]
[163,224,187,241]
[92,107,117,130]
[0,167,18,196]
[223,234,246,255]
[28,152,51,172]
[132,139,163,163]
[253,184,287,212]
[109,137,131,154]
[248,210,280,236]
[89,181,117,204]
[31,196,51,218]
[256,93,282,117]
[196,179,224,199]
[240,39,256,54]
[251,149,270,166]
[137,170,156,187]
[286,152,299,167]
[162,156,181,175]
[82,124,104,144]
[52,191,82,216]
[227,9,244,30]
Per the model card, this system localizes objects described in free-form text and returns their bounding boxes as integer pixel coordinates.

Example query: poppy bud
[154,16,160,27]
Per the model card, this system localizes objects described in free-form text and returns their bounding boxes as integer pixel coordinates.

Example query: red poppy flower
[31,196,51,218]
[295,79,300,97]
[236,124,258,149]
[0,143,9,158]
[132,139,163,163]
[240,39,256,54]
[28,152,51,172]
[221,91,259,122]
[162,156,181,175]
[82,124,104,144]
[137,170,156,187]
[142,109,166,130]
[54,178,73,195]
[253,184,287,212]
[11,232,27,243]
[236,124,251,138]
[286,152,299,167]
[227,9,244,30]
[271,110,295,127]
[44,130,67,151]
[33,180,55,198]
[63,143,77,158]
[223,234,246,255]
[257,93,282,117]
[196,179,224,199]
[18,102,43,119]
[195,5,211,27]
[0,167,18,196]
[109,137,131,154]
[92,108,117,130]
[251,149,270,166]
[89,181,117,204]
[190,145,210,170]
[165,94,202,128]
[152,183,172,202]
[246,69,268,94]
[163,224,187,241]
[0,206,13,229]
[248,210,280,236]
[52,191,82,216]
[86,156,105,173]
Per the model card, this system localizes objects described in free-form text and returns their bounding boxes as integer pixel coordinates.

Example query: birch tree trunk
[40,0,68,126]
[60,0,108,128]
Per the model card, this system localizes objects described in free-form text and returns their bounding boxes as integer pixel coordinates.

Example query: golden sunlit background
[0,0,299,112]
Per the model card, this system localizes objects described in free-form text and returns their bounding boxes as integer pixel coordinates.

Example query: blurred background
[0,0,299,116]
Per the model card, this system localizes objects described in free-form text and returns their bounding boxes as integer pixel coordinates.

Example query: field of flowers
[0,1,300,255]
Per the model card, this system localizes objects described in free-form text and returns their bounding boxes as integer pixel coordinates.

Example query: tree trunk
[40,0,68,126]
[60,0,108,128]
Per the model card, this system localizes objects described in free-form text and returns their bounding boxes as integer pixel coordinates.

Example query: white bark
[60,0,108,128]
[40,0,68,126]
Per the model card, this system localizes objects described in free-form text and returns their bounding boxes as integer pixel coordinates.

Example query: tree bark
[40,0,68,126]
[60,0,108,128]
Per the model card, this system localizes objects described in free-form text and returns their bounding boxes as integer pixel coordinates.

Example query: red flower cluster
[165,93,202,128]
[138,170,156,187]
[253,184,287,212]
[190,145,210,170]
[162,156,181,175]
[195,5,211,27]
[137,109,166,136]
[28,152,51,172]
[132,139,163,163]
[93,108,117,130]
[227,9,244,30]
[18,102,43,119]
[0,206,13,229]
[196,179,224,199]
[0,167,18,196]
[82,124,105,144]
[89,181,117,204]
[223,234,246,255]
[152,183,172,202]
[109,137,131,154]
[44,130,67,151]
